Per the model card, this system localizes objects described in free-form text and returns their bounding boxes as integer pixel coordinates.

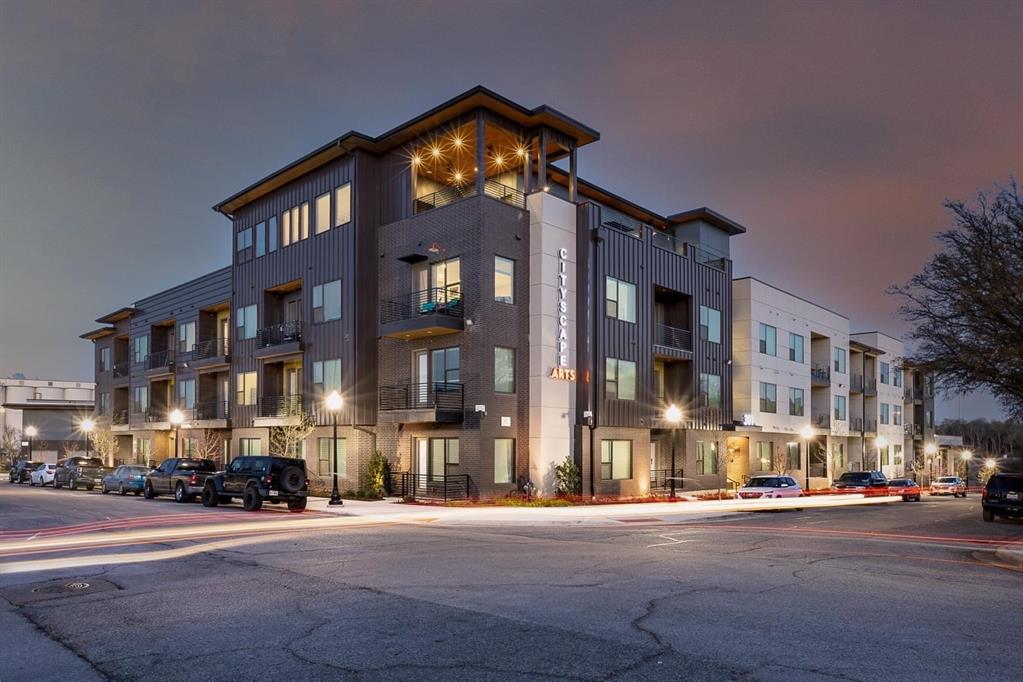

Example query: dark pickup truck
[144,457,219,503]
[202,455,309,512]
[54,456,112,491]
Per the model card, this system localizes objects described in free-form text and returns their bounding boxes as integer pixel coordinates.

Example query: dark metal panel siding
[230,156,356,428]
[377,148,412,226]
[353,150,380,425]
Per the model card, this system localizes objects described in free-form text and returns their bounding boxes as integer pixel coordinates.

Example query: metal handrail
[258,321,302,348]
[654,324,692,351]
[387,472,471,501]
[814,413,831,428]
[483,180,525,208]
[193,400,230,420]
[379,382,464,412]
[381,286,463,325]
[650,469,684,491]
[257,395,303,418]
[146,350,174,370]
[193,338,230,359]
[811,363,831,383]
[111,410,129,425]
[414,184,477,213]
[112,361,130,378]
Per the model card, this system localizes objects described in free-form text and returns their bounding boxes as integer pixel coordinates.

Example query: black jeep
[202,455,308,512]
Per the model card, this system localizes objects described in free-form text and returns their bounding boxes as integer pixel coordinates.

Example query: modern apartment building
[83,86,746,498]
[1,375,95,463]
[731,278,935,487]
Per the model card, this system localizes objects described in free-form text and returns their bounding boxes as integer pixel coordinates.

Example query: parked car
[29,463,57,487]
[930,476,967,497]
[53,457,112,490]
[737,475,803,499]
[8,460,42,484]
[831,471,889,496]
[981,473,1023,522]
[887,478,921,501]
[101,465,150,495]
[202,455,309,512]
[143,458,218,502]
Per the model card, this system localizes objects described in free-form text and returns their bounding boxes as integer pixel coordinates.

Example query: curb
[994,547,1023,567]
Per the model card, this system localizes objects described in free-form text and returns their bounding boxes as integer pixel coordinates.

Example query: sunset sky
[0,0,1019,419]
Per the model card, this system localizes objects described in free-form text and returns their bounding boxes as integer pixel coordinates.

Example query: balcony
[112,361,131,382]
[191,338,231,370]
[254,322,303,360]
[864,418,877,434]
[653,324,693,359]
[813,413,831,429]
[252,395,304,427]
[414,180,524,215]
[863,376,878,396]
[811,363,831,386]
[905,422,923,439]
[190,400,230,428]
[380,288,464,340]
[145,350,175,377]
[378,382,464,423]
[850,373,863,394]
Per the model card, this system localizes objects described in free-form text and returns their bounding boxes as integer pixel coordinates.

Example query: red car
[887,478,921,501]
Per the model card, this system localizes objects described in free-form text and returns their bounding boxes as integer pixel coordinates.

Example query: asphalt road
[1,481,1021,681]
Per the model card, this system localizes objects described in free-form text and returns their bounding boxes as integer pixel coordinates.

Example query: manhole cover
[31,581,91,594]
[2,578,117,606]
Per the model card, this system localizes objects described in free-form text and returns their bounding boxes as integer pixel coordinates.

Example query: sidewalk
[305,493,899,527]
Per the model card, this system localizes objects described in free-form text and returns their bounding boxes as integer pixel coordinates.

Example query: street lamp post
[961,450,972,492]
[924,442,937,486]
[169,409,184,458]
[800,424,814,491]
[80,418,95,460]
[25,425,37,459]
[325,390,343,506]
[664,404,682,500]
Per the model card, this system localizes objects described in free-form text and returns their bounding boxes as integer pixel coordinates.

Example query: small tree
[62,440,81,460]
[771,444,788,476]
[715,439,734,499]
[366,450,389,497]
[978,460,998,487]
[192,429,224,464]
[269,407,315,458]
[1,426,21,467]
[554,456,581,496]
[91,424,119,466]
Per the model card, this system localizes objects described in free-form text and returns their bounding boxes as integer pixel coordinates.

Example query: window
[178,322,195,354]
[432,347,460,384]
[759,323,777,356]
[605,277,636,323]
[756,441,773,472]
[236,227,254,263]
[834,395,847,421]
[600,440,632,480]
[312,280,342,322]
[893,444,903,466]
[760,382,777,413]
[787,442,801,470]
[335,183,351,227]
[834,443,844,468]
[133,335,149,364]
[494,347,515,393]
[893,404,902,426]
[239,438,260,456]
[255,221,266,257]
[98,392,110,414]
[236,372,257,406]
[99,347,110,372]
[653,361,665,403]
[268,216,278,253]
[880,362,890,385]
[282,202,308,246]
[696,441,717,475]
[318,437,347,477]
[833,347,847,373]
[179,379,195,410]
[789,387,805,416]
[789,333,804,363]
[312,359,341,395]
[133,437,152,462]
[494,256,514,304]
[893,367,902,388]
[880,445,890,466]
[430,257,461,299]
[181,437,198,458]
[700,373,722,409]
[880,402,890,425]
[605,358,636,400]
[494,438,514,484]
[315,192,331,234]
[237,304,257,340]
[132,386,149,413]
[429,438,459,481]
[700,306,722,343]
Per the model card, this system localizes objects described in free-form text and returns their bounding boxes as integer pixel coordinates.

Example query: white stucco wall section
[526,192,577,495]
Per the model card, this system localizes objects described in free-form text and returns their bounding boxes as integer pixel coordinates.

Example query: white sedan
[738,475,803,499]
[29,463,56,487]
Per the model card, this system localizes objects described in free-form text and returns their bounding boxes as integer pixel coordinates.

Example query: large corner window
[282,202,309,246]
[312,280,342,322]
[495,256,514,304]
[237,304,257,340]
[600,440,632,480]
[605,358,636,400]
[606,277,636,323]
[700,305,721,343]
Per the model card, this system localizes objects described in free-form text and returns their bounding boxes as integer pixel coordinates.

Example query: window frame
[600,439,633,480]
[700,305,722,344]
[789,387,805,416]
[494,438,515,484]
[312,279,342,323]
[605,276,636,323]
[699,372,722,409]
[334,183,352,227]
[605,357,637,401]
[494,256,515,304]
[788,332,804,363]
[315,192,331,234]
[759,323,777,356]
[759,382,777,413]
[494,347,516,394]
[236,371,257,406]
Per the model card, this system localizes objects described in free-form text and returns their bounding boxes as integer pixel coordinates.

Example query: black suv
[981,473,1023,522]
[9,460,42,484]
[202,455,308,512]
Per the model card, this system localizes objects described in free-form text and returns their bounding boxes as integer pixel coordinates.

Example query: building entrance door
[725,436,750,488]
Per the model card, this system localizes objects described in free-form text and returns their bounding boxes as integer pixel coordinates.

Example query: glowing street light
[169,409,185,458]
[24,425,37,459]
[664,404,683,500]
[80,417,95,460]
[800,425,814,490]
[961,450,973,489]
[325,390,344,507]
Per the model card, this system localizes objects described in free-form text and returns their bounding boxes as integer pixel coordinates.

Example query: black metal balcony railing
[483,179,526,208]
[257,321,302,348]
[146,350,174,370]
[386,472,472,501]
[111,410,128,425]
[193,338,230,360]
[144,408,167,423]
[654,324,693,352]
[650,469,684,492]
[193,400,230,421]
[113,361,130,378]
[414,184,478,214]
[379,382,464,412]
[257,395,304,418]
[864,418,878,433]
[863,376,878,395]
[381,287,464,325]
[851,373,864,393]
[815,413,832,428]
[811,363,831,384]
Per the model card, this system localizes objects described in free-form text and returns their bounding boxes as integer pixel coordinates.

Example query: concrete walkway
[306,493,899,526]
